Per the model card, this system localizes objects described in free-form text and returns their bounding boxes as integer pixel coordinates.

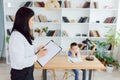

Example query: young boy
[68,42,80,80]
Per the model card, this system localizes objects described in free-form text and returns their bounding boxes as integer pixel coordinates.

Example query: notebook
[37,40,62,67]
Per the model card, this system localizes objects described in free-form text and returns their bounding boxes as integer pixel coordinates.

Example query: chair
[61,50,80,80]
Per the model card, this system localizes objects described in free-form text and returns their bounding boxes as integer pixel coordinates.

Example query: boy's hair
[70,42,78,49]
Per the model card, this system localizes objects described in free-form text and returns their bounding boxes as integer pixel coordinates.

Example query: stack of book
[20,1,33,7]
[78,17,89,23]
[46,30,68,37]
[104,16,116,23]
[82,1,90,8]
[6,15,15,22]
[64,0,71,8]
[62,16,69,23]
[34,2,45,7]
[35,15,48,22]
[89,30,100,37]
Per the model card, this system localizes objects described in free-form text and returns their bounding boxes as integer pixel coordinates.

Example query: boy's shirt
[68,51,78,57]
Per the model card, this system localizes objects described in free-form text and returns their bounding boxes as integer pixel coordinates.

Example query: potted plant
[6,35,10,44]
[93,40,108,65]
[118,64,120,71]
[41,27,48,36]
[105,27,120,52]
[106,56,116,73]
[34,28,41,36]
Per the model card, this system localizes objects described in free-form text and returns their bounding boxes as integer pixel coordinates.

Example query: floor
[0,58,120,80]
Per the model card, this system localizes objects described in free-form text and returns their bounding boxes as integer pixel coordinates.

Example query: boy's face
[71,46,79,53]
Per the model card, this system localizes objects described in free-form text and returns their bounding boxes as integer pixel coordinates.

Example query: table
[34,55,105,80]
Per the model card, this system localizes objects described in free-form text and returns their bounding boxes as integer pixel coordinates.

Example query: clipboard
[37,40,62,67]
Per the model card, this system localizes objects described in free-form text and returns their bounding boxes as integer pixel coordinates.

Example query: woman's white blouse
[9,31,37,70]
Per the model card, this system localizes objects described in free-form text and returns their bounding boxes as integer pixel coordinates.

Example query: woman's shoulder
[10,31,25,40]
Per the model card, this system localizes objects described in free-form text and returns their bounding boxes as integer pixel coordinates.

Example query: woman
[9,7,48,80]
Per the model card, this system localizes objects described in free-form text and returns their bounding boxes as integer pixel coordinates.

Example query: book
[68,1,71,8]
[110,17,116,23]
[82,1,90,8]
[82,17,88,23]
[46,30,55,36]
[78,17,83,23]
[89,30,100,37]
[78,17,89,23]
[7,29,12,36]
[95,30,100,37]
[34,2,45,7]
[9,16,13,22]
[23,1,33,7]
[64,0,67,8]
[94,2,98,8]
[104,17,116,23]
[38,15,44,22]
[10,16,15,21]
[64,0,71,8]
[43,16,48,22]
[62,16,69,23]
[58,1,62,7]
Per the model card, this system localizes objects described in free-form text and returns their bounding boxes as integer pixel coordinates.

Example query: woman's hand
[36,48,48,58]
[37,45,44,51]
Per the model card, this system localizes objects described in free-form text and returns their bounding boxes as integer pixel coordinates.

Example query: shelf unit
[3,0,120,64]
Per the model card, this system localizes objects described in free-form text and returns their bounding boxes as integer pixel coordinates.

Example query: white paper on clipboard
[37,40,62,67]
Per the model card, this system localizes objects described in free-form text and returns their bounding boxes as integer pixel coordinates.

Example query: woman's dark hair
[12,7,34,45]
[70,42,78,49]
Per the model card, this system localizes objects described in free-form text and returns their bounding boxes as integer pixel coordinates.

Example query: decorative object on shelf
[53,19,59,23]
[96,21,100,23]
[70,19,76,23]
[45,0,60,9]
[82,38,97,61]
[104,5,113,9]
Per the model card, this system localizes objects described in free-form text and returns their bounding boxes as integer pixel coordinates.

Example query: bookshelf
[3,0,120,64]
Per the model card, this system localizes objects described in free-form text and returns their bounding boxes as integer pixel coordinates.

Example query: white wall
[113,1,120,60]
